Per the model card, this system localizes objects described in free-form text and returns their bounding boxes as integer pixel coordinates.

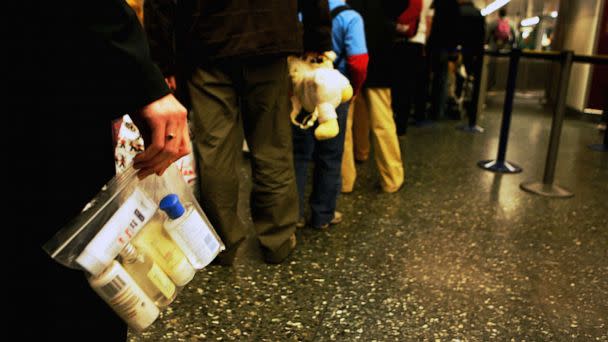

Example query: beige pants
[342,88,404,193]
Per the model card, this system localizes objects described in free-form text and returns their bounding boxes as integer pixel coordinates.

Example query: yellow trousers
[342,88,404,193]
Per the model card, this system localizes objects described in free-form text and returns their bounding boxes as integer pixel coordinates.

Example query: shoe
[378,181,405,193]
[341,187,353,194]
[313,211,343,229]
[296,217,306,228]
[263,234,297,264]
[210,239,243,266]
[354,156,368,164]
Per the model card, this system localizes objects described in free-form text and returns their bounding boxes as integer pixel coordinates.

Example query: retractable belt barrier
[478,48,608,198]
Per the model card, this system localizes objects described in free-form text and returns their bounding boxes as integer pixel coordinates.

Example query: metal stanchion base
[588,144,608,152]
[477,160,522,173]
[520,181,574,198]
[457,124,485,133]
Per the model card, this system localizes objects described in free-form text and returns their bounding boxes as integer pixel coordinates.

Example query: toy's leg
[290,96,302,126]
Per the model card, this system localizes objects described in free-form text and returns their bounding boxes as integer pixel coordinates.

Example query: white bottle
[159,194,220,269]
[88,260,160,332]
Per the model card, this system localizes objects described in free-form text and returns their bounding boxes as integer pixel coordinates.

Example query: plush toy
[288,52,353,140]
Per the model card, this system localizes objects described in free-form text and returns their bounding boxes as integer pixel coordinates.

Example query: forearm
[346,54,369,95]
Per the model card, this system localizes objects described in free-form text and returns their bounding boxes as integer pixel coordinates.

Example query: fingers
[132,94,189,178]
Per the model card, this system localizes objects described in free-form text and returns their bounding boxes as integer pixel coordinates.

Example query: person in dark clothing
[391,0,434,134]
[145,0,333,265]
[8,0,190,340]
[346,0,405,193]
[456,0,486,128]
[427,0,460,120]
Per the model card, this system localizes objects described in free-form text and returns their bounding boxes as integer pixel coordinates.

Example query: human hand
[131,93,190,178]
[396,23,410,34]
[165,76,177,91]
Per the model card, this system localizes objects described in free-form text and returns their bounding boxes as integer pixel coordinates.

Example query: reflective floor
[130,98,607,341]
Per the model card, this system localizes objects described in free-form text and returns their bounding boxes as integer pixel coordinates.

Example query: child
[293,0,368,229]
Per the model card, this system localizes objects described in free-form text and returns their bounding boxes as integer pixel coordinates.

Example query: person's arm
[299,0,332,53]
[344,15,369,95]
[74,0,189,177]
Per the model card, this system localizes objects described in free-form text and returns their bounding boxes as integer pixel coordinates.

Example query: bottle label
[91,261,160,331]
[77,188,157,274]
[147,263,176,299]
[175,209,221,266]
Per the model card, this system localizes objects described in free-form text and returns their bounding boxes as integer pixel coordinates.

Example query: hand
[165,76,177,91]
[396,23,410,34]
[131,93,190,178]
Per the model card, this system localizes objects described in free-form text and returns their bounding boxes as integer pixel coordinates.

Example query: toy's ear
[323,51,337,62]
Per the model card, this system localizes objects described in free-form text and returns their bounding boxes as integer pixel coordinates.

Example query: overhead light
[481,0,511,16]
[550,11,558,18]
[521,16,540,27]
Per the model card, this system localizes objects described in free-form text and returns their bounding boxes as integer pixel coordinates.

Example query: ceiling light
[481,0,511,16]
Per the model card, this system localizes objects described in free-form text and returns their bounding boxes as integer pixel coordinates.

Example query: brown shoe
[263,234,297,264]
[210,239,243,266]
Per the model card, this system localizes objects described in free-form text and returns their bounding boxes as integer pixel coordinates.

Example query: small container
[119,243,177,307]
[159,194,220,269]
[132,217,196,287]
[88,260,159,332]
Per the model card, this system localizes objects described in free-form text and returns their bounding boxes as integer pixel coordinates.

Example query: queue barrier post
[478,49,522,173]
[520,51,575,198]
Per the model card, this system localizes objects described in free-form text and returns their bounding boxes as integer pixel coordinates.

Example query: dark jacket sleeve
[299,0,333,52]
[79,0,171,110]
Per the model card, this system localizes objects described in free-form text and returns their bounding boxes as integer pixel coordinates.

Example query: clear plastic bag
[43,164,224,331]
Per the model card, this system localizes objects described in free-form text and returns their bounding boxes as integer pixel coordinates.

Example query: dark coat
[9,0,170,339]
[457,1,486,57]
[144,0,333,76]
[349,0,409,87]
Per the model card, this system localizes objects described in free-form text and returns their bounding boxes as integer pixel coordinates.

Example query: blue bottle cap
[159,194,185,219]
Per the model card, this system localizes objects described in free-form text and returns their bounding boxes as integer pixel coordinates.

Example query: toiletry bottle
[132,217,196,286]
[88,260,159,332]
[119,243,177,307]
[159,194,220,269]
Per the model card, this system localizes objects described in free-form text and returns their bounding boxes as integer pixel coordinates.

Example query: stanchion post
[478,49,522,173]
[520,51,575,198]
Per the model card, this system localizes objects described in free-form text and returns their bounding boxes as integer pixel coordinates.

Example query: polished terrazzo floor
[130,97,607,341]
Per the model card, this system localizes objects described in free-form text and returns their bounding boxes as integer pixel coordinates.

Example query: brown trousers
[188,58,298,258]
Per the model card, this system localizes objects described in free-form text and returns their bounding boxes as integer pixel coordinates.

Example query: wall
[559,0,604,111]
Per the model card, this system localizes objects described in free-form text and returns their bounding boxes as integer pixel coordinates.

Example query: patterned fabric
[112,115,198,189]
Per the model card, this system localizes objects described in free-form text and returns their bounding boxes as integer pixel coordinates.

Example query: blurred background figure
[454,0,486,124]
[391,0,434,134]
[427,0,459,120]
[487,7,518,51]
[346,0,404,193]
